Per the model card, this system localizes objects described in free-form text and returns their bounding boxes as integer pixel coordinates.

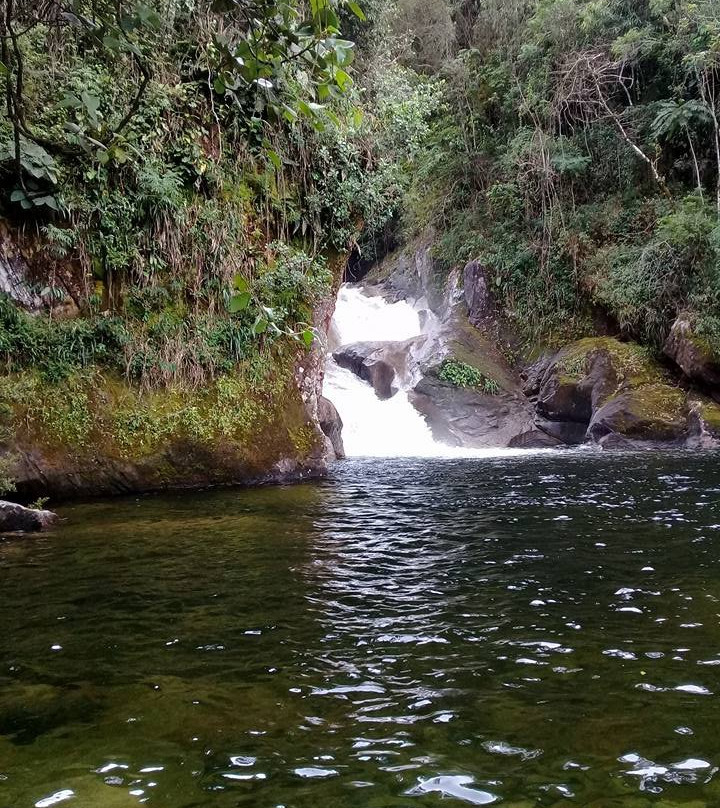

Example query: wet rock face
[317,396,345,460]
[664,316,720,400]
[0,501,57,533]
[463,261,496,328]
[332,343,399,401]
[409,376,536,449]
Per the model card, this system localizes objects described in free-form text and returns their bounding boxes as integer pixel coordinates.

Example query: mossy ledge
[0,352,327,500]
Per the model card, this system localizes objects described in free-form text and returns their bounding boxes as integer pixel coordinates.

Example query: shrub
[437,359,499,394]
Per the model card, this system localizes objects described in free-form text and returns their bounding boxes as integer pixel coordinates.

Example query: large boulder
[0,500,57,533]
[332,342,403,400]
[535,338,656,424]
[588,384,689,448]
[530,337,696,448]
[409,376,536,449]
[664,315,720,400]
[317,396,345,459]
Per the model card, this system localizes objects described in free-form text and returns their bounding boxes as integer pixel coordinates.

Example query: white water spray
[322,285,539,458]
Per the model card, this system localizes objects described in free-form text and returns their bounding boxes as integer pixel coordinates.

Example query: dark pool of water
[2,452,720,807]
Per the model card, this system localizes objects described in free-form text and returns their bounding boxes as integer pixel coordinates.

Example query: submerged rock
[0,500,57,533]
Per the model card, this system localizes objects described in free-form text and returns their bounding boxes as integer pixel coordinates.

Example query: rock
[664,315,720,399]
[409,376,536,449]
[526,337,703,448]
[463,260,496,327]
[317,396,345,459]
[535,337,651,424]
[521,352,555,398]
[533,418,589,445]
[687,396,720,448]
[0,500,57,533]
[588,383,689,447]
[362,236,448,314]
[508,428,564,448]
[332,343,398,400]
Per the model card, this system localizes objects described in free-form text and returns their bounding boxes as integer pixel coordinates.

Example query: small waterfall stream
[322,285,534,458]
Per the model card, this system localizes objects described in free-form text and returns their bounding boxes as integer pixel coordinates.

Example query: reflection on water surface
[2,453,720,807]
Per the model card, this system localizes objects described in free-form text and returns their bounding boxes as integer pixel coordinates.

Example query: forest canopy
[2,0,720,372]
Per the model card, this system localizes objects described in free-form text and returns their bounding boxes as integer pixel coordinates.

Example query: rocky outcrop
[334,237,720,453]
[332,342,400,400]
[409,376,538,448]
[463,260,495,328]
[344,244,539,449]
[318,396,345,459]
[0,227,347,499]
[0,500,57,533]
[524,336,720,448]
[664,315,720,400]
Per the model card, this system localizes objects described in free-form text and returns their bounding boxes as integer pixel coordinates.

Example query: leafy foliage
[437,360,500,394]
[358,0,720,350]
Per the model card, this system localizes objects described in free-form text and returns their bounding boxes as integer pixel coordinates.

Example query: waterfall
[321,285,535,459]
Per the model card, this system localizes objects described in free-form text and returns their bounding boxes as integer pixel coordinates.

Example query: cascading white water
[322,285,539,459]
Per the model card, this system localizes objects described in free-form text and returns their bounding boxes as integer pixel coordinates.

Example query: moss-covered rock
[536,337,660,425]
[0,352,327,499]
[588,383,689,447]
[664,315,720,398]
[533,336,693,447]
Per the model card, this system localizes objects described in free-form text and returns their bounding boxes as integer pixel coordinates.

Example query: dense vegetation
[358,0,720,350]
[0,0,413,494]
[0,0,401,386]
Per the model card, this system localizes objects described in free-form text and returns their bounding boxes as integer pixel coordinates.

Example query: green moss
[555,337,659,388]
[0,345,311,475]
[626,383,687,425]
[699,401,720,434]
[0,371,95,450]
[288,424,319,457]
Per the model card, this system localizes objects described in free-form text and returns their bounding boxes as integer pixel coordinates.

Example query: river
[3,452,720,807]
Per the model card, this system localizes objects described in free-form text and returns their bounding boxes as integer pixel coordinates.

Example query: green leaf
[252,316,269,335]
[0,61,9,76]
[81,91,101,115]
[229,291,251,312]
[301,328,314,348]
[347,1,366,21]
[33,195,59,210]
[232,274,249,292]
[267,149,282,170]
[213,76,226,94]
[60,94,82,109]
